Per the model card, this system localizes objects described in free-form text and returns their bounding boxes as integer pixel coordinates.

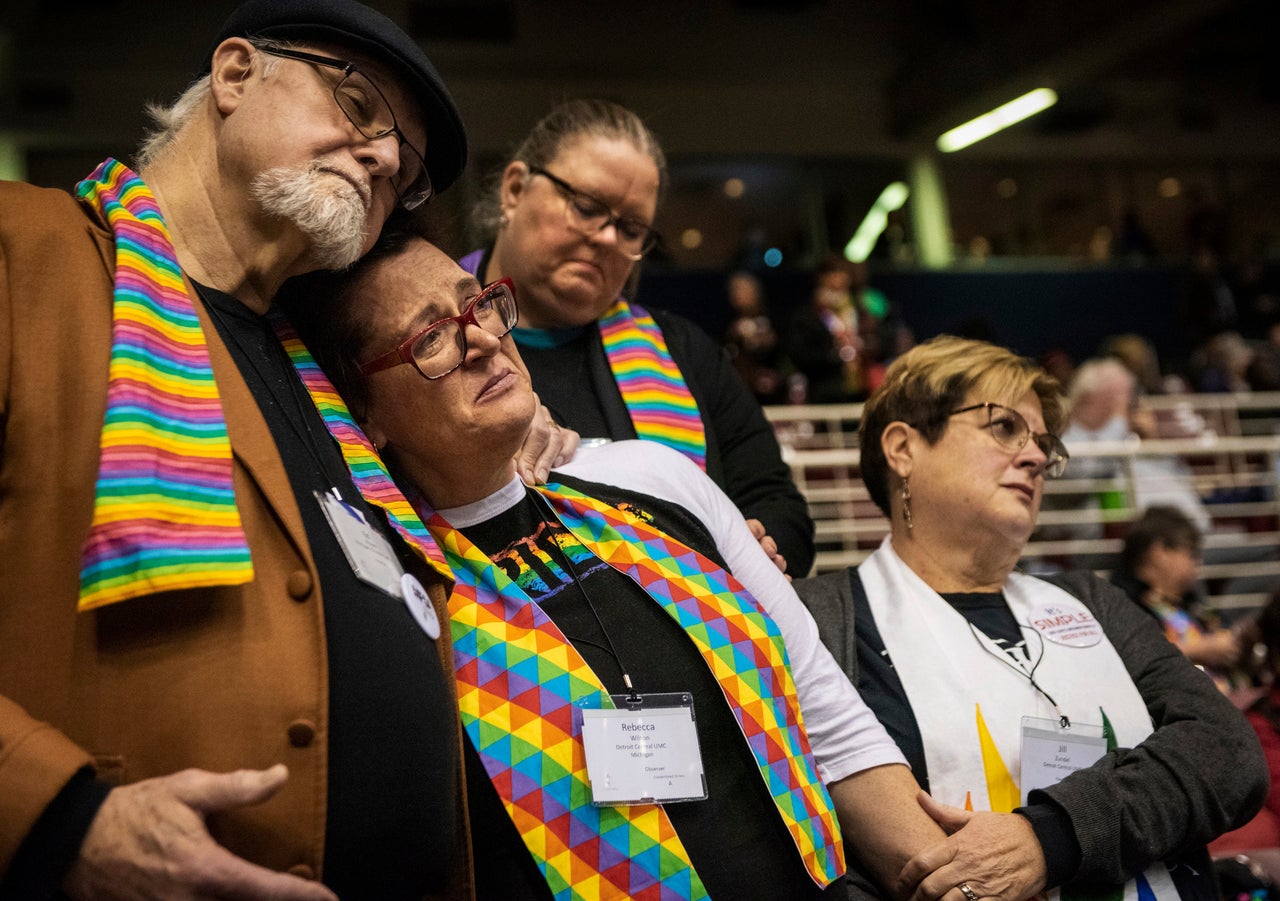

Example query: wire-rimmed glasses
[950,402,1070,478]
[257,44,432,210]
[528,166,660,261]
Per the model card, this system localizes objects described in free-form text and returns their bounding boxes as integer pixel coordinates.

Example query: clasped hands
[895,791,1049,901]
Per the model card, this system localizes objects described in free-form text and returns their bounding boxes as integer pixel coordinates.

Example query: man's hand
[746,518,789,579]
[63,765,338,901]
[515,395,580,485]
[896,791,1047,901]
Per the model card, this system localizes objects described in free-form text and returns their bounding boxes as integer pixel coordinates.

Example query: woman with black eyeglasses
[795,335,1265,901]
[459,98,815,578]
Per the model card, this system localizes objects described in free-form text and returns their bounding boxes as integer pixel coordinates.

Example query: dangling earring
[498,212,509,229]
[900,476,913,533]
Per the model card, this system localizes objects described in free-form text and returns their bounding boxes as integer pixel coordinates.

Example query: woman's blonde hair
[859,335,1066,514]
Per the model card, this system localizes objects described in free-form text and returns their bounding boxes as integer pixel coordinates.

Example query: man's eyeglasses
[359,279,519,380]
[258,44,432,210]
[950,402,1070,478]
[528,166,660,261]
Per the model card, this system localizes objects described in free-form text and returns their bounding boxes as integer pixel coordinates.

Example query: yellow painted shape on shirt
[975,703,1020,813]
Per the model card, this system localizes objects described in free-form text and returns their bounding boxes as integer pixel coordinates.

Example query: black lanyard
[967,620,1071,729]
[529,488,641,702]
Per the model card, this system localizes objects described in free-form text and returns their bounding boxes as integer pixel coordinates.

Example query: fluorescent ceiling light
[844,181,910,263]
[936,88,1058,153]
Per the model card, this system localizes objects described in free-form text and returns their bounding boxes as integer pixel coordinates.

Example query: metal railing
[766,399,1280,613]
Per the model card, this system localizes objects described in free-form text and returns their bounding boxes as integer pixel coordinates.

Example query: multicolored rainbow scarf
[457,250,707,469]
[76,158,252,610]
[423,481,842,899]
[273,317,450,579]
[76,159,449,610]
[597,299,707,470]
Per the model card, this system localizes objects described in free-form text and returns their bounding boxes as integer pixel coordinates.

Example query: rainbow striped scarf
[77,159,252,609]
[425,481,842,899]
[456,251,706,468]
[77,159,450,610]
[597,300,707,470]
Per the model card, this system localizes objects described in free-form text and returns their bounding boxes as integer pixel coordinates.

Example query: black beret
[206,0,467,194]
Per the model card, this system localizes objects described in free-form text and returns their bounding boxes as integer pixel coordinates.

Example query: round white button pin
[401,573,441,640]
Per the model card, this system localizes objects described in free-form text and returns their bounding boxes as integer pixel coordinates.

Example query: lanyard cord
[529,489,641,702]
[967,620,1071,729]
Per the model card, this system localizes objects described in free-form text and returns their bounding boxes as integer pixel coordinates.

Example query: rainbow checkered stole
[425,482,843,899]
[597,300,707,470]
[274,317,450,579]
[76,159,252,610]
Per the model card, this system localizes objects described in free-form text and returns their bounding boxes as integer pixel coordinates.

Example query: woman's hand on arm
[514,394,580,484]
[828,765,947,900]
[896,792,1047,901]
[660,311,814,575]
[745,518,789,578]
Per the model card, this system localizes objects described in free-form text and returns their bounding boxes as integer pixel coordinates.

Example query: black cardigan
[794,566,1265,899]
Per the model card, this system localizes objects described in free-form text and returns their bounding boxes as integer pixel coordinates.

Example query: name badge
[315,489,404,598]
[580,692,708,806]
[1019,715,1107,804]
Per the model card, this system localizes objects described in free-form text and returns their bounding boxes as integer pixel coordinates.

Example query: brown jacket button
[287,719,317,747]
[287,864,316,880]
[286,570,313,600]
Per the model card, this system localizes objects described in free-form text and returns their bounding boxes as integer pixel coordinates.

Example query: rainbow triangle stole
[427,482,843,899]
[273,317,450,579]
[76,158,252,610]
[597,299,707,470]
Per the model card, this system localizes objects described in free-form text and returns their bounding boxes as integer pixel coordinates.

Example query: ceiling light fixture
[844,181,909,263]
[936,88,1058,153]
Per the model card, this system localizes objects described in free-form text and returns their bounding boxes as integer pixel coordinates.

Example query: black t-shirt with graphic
[460,476,840,900]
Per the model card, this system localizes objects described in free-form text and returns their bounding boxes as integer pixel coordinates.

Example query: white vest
[861,538,1176,900]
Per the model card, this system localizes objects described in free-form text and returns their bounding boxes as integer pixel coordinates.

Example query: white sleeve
[558,441,905,783]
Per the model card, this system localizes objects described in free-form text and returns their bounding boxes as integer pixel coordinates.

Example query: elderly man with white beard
[0,2,495,899]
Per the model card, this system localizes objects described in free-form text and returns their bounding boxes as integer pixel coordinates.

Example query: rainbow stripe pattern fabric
[427,482,842,899]
[274,317,450,579]
[76,159,251,610]
[597,300,707,470]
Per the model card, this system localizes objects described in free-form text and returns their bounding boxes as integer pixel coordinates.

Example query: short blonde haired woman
[798,335,1265,901]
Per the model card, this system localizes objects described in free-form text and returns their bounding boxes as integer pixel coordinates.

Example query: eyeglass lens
[983,405,1069,477]
[565,196,654,253]
[534,169,656,257]
[411,287,518,378]
[331,71,431,208]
